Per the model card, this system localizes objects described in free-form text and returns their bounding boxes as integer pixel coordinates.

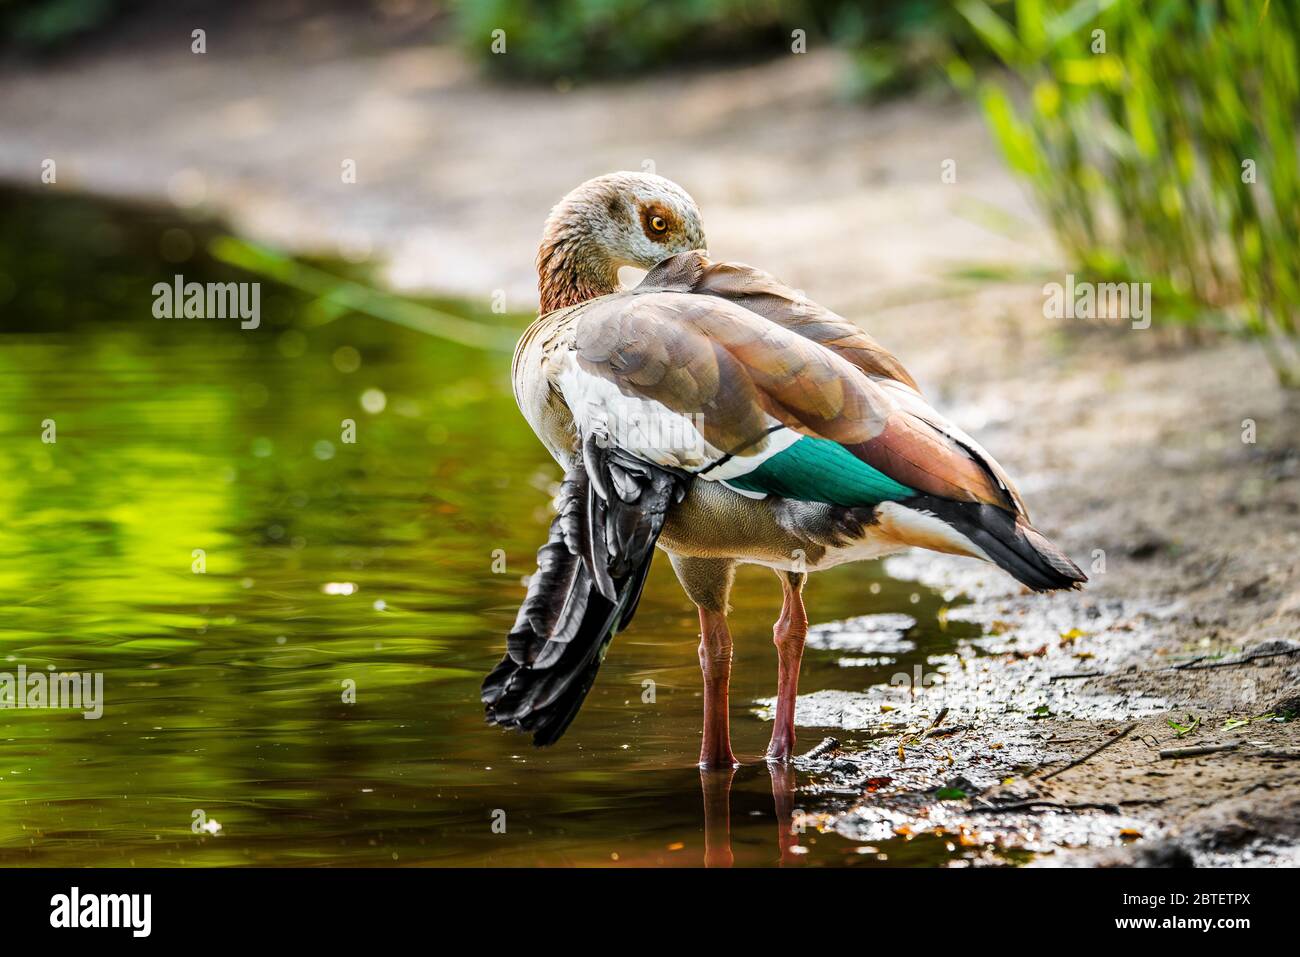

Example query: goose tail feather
[482,438,687,746]
[903,494,1087,592]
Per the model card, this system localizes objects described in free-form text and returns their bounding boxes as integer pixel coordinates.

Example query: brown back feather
[569,253,1031,517]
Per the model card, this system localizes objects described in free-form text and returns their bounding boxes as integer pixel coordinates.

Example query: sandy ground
[3,14,1296,865]
[0,12,1037,311]
[787,310,1300,865]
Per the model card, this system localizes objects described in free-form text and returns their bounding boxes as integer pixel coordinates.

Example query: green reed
[958,0,1300,383]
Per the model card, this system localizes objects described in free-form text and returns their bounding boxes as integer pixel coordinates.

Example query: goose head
[537,171,706,313]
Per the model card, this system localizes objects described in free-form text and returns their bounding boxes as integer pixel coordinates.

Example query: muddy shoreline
[785,319,1300,866]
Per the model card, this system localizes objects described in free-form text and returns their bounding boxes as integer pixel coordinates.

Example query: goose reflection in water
[700,763,805,868]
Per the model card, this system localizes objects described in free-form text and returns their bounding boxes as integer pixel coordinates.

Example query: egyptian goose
[482,172,1085,768]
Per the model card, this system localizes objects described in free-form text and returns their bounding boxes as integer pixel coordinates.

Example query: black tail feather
[482,439,687,746]
[903,494,1087,592]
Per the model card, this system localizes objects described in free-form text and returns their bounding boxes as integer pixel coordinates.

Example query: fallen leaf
[1060,628,1088,645]
[1167,714,1200,738]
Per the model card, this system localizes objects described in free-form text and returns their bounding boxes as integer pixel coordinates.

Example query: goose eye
[649,215,668,233]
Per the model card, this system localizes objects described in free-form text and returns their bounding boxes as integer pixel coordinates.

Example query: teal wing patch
[724,435,915,505]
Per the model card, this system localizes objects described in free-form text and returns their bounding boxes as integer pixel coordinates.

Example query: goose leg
[766,570,808,763]
[697,607,737,768]
[668,555,738,769]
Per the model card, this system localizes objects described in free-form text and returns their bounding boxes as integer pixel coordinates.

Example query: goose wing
[640,251,917,388]
[556,259,1025,517]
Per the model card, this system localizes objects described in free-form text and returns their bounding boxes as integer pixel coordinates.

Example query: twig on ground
[1040,722,1138,781]
[1174,648,1300,671]
[1158,743,1239,759]
[1043,647,1299,683]
[1242,781,1280,795]
[1045,647,1300,686]
[972,797,1165,815]
[923,723,970,739]
[897,708,953,747]
[802,736,840,761]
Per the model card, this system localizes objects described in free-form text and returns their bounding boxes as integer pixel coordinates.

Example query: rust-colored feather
[635,254,1028,516]
[846,417,1012,510]
[641,252,918,388]
[573,292,891,454]
[570,253,1028,518]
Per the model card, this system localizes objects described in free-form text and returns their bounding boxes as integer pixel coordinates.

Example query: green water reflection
[0,189,978,866]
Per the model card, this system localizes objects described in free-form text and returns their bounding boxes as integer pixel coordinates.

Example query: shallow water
[0,190,982,866]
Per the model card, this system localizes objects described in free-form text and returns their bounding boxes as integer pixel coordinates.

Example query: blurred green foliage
[211,237,517,352]
[5,0,989,97]
[455,0,792,80]
[959,0,1300,383]
[454,0,992,94]
[0,0,125,48]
